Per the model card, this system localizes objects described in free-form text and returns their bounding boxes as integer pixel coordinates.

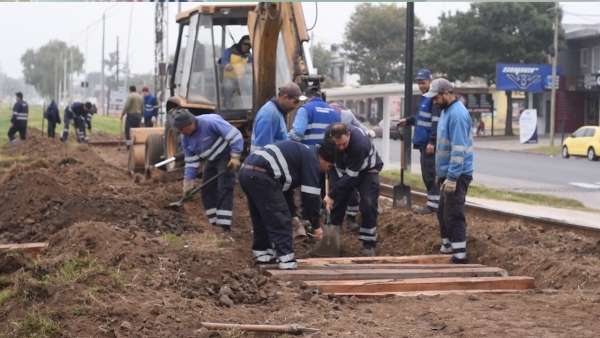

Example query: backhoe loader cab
[133,2,322,175]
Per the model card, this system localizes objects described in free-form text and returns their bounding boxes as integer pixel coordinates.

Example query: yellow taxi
[561,126,600,161]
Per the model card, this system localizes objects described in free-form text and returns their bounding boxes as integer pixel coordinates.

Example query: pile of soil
[0,129,600,337]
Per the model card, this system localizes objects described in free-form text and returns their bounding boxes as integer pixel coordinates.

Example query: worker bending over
[239,139,337,269]
[175,109,243,233]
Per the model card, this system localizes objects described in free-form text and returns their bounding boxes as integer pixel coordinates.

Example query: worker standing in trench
[174,109,243,233]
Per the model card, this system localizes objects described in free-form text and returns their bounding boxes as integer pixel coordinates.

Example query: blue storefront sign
[496,64,562,92]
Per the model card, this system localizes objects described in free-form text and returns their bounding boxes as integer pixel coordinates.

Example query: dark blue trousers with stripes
[437,175,472,260]
[201,154,236,232]
[238,168,297,270]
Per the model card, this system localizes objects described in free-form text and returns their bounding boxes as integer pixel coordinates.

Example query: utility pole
[70,47,74,102]
[116,37,120,92]
[101,13,105,115]
[63,55,67,107]
[85,26,89,99]
[549,2,559,147]
[124,3,134,92]
[54,57,58,101]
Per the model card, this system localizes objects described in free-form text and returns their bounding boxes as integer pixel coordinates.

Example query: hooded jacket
[220,35,253,79]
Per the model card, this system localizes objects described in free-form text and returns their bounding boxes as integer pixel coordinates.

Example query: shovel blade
[165,199,184,209]
[313,223,341,257]
[393,184,412,208]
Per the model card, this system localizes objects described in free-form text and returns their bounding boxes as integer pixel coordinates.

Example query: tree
[312,44,332,77]
[419,2,563,135]
[21,40,84,99]
[342,3,425,85]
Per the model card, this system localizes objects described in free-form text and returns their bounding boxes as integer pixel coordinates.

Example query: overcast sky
[0,2,598,80]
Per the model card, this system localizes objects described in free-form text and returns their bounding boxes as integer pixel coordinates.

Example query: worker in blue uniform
[142,87,159,127]
[398,69,441,214]
[321,123,384,256]
[239,139,337,269]
[174,109,243,233]
[8,92,28,146]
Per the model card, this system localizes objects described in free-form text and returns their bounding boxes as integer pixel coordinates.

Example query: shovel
[165,170,227,209]
[154,152,185,168]
[313,171,341,257]
[393,126,412,208]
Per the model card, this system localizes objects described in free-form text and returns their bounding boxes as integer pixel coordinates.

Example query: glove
[227,155,241,172]
[367,130,376,139]
[182,179,195,198]
[151,116,156,123]
[141,118,145,124]
[441,179,456,196]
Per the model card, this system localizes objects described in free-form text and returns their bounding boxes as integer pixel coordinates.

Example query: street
[373,138,600,209]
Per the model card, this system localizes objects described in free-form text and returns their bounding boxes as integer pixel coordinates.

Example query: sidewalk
[473,135,552,152]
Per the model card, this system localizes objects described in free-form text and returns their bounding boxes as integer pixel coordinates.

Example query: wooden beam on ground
[328,289,531,299]
[297,255,452,266]
[257,263,485,275]
[301,276,534,294]
[265,267,509,281]
[0,242,48,258]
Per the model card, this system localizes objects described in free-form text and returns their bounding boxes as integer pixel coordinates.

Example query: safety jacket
[143,94,159,119]
[288,97,340,146]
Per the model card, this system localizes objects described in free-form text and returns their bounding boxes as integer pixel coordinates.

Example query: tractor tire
[145,133,165,171]
[163,111,184,171]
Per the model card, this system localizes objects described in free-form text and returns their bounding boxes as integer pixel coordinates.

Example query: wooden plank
[257,263,485,275]
[265,267,509,281]
[297,255,452,266]
[0,242,48,258]
[328,289,530,299]
[302,276,534,293]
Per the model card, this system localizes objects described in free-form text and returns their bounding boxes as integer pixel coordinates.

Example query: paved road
[373,138,600,208]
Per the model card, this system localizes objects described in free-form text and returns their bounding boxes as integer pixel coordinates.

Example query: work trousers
[420,147,440,210]
[302,174,359,221]
[144,118,154,128]
[124,113,142,148]
[437,175,472,261]
[239,168,297,270]
[75,117,88,143]
[329,169,380,249]
[8,122,27,146]
[201,154,236,232]
[47,120,57,138]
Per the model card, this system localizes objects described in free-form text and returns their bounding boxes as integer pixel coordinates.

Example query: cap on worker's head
[415,69,432,81]
[173,109,196,128]
[423,78,453,98]
[304,86,320,98]
[85,102,92,110]
[278,82,307,101]
[142,86,149,93]
[316,138,337,164]
[329,102,343,114]
[15,92,23,99]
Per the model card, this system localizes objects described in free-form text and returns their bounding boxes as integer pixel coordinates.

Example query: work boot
[451,256,468,264]
[346,215,359,232]
[440,243,453,255]
[415,206,436,215]
[362,247,375,257]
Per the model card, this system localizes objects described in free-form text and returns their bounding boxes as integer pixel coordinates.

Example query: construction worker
[175,109,243,233]
[424,78,474,264]
[121,85,144,150]
[142,87,159,127]
[329,102,376,231]
[74,102,94,143]
[322,123,384,256]
[239,139,337,269]
[220,35,253,110]
[250,82,305,153]
[60,102,89,142]
[8,92,28,146]
[398,69,441,214]
[44,100,61,139]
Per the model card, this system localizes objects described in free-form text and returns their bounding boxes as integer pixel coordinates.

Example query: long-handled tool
[165,170,227,209]
[313,171,341,257]
[393,126,412,208]
[118,118,124,151]
[154,152,185,168]
[200,322,318,334]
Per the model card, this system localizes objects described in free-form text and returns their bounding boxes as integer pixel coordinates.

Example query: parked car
[561,126,600,161]
[373,119,400,140]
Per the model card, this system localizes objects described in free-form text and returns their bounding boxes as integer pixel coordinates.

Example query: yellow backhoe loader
[128,2,323,175]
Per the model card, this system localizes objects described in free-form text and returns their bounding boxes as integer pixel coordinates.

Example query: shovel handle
[400,139,405,170]
[185,169,228,199]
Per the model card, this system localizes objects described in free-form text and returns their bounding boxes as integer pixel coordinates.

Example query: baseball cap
[142,86,149,93]
[304,86,320,97]
[415,69,432,80]
[278,82,307,101]
[423,78,453,98]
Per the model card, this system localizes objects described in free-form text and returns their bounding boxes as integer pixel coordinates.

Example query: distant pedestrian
[8,92,28,146]
[121,85,144,150]
[44,100,61,139]
[142,87,159,127]
[424,78,474,264]
[397,69,441,215]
